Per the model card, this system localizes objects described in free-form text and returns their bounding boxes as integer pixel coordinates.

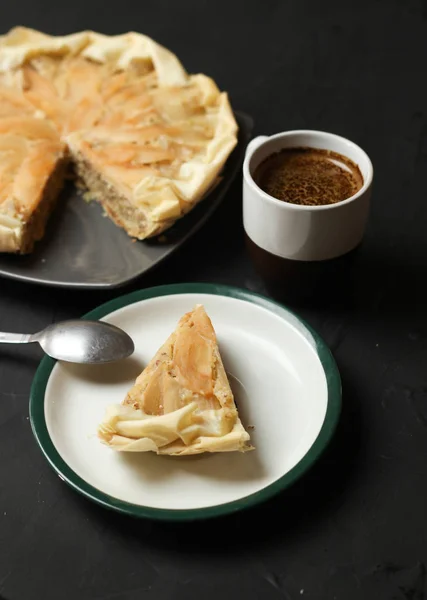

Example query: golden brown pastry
[0,87,66,252]
[0,27,238,252]
[98,305,253,455]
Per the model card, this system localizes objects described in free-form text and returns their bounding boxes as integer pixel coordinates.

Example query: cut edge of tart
[0,105,66,253]
[98,304,253,455]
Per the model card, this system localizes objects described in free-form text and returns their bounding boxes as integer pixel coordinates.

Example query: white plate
[30,284,341,520]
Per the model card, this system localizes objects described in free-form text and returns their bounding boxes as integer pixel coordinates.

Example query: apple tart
[0,27,238,253]
[98,305,253,455]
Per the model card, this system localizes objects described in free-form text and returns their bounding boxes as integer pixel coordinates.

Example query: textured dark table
[1,1,427,599]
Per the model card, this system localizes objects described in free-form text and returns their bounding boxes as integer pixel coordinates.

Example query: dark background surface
[1,1,427,598]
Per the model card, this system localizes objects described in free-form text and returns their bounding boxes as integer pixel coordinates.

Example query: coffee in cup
[253,147,364,206]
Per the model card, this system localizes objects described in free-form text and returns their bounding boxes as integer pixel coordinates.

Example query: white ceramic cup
[243,130,374,262]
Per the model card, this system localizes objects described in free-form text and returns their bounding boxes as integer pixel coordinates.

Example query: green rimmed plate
[30,283,341,520]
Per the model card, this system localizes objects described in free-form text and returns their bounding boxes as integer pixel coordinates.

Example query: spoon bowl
[0,319,135,364]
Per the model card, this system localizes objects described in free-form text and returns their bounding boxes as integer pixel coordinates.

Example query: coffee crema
[253,147,363,206]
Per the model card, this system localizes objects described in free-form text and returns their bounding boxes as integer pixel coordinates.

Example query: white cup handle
[245,135,269,157]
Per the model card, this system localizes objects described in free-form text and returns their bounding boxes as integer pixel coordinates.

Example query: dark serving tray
[0,111,253,290]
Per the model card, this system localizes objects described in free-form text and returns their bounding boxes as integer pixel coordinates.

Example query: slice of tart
[98,305,253,455]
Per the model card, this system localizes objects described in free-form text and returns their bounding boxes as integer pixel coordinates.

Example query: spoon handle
[0,332,32,344]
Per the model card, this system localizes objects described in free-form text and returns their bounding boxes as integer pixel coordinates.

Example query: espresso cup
[243,130,373,302]
[243,130,373,261]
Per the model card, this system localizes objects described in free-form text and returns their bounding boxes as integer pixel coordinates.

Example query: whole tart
[0,27,238,253]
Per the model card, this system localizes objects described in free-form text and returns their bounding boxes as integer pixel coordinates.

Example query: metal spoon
[0,319,135,364]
